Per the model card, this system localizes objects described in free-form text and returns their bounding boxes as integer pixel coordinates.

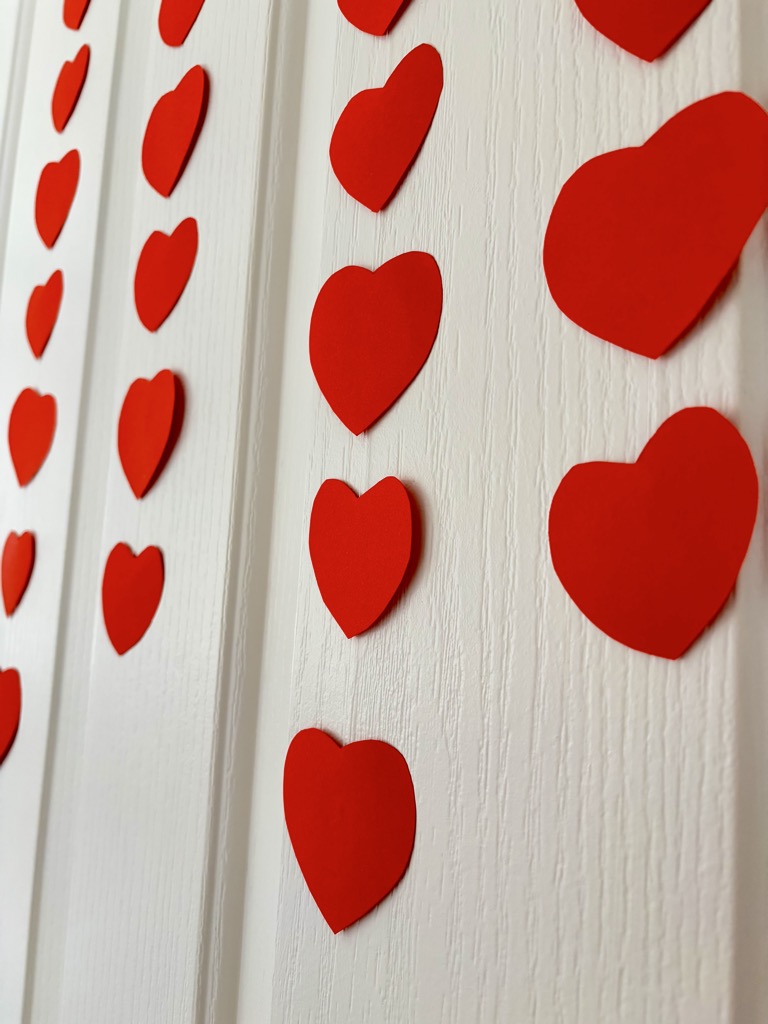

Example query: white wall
[0,0,766,1021]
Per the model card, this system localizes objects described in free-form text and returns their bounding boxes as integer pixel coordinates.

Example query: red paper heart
[52,45,90,132]
[63,0,91,29]
[284,728,416,933]
[549,408,758,660]
[310,476,414,637]
[0,669,22,766]
[158,0,206,46]
[544,93,768,359]
[574,0,713,62]
[134,218,198,331]
[35,150,80,249]
[330,44,443,212]
[8,389,57,487]
[102,544,164,655]
[118,370,184,498]
[2,532,35,617]
[310,252,442,434]
[26,270,64,359]
[338,0,414,35]
[142,66,209,198]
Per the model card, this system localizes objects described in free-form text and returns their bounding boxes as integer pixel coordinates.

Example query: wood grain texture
[0,0,764,1020]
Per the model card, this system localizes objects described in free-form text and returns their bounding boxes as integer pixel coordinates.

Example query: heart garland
[284,728,416,932]
[26,270,64,359]
[309,477,415,638]
[52,45,90,132]
[8,389,57,487]
[35,149,80,248]
[134,218,198,331]
[549,408,758,659]
[330,44,443,212]
[544,93,768,358]
[102,544,165,655]
[142,66,209,198]
[158,0,207,46]
[573,0,714,62]
[118,370,184,499]
[0,669,22,766]
[2,533,36,617]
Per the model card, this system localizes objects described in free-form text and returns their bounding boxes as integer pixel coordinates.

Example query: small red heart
[574,0,713,62]
[142,66,209,198]
[544,93,768,359]
[102,544,164,655]
[284,728,416,933]
[35,150,80,249]
[118,370,184,499]
[330,44,443,212]
[134,218,198,332]
[0,669,22,766]
[158,0,206,46]
[310,476,414,637]
[310,252,442,434]
[2,532,35,617]
[8,389,57,487]
[549,408,758,660]
[63,0,91,29]
[26,270,64,359]
[52,45,90,132]
[338,0,414,35]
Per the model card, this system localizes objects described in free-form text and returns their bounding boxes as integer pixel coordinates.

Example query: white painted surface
[0,0,765,1021]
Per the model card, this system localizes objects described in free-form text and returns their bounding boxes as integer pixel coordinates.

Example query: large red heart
[118,370,184,498]
[8,389,57,487]
[26,270,64,359]
[134,218,198,331]
[158,0,206,46]
[142,66,209,198]
[309,476,414,637]
[330,44,443,212]
[52,45,89,132]
[35,150,80,249]
[2,532,35,617]
[0,669,21,766]
[102,544,164,655]
[574,0,713,62]
[544,93,768,359]
[337,0,413,35]
[284,728,416,933]
[549,408,758,660]
[63,0,91,30]
[310,252,442,434]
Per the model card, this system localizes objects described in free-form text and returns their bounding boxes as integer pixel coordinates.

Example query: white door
[1,0,767,1021]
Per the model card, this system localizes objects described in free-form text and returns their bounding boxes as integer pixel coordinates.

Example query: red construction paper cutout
[0,669,21,767]
[142,66,209,198]
[102,543,164,655]
[26,270,64,359]
[118,370,184,498]
[284,728,416,933]
[63,0,91,29]
[309,476,413,637]
[8,389,57,487]
[52,45,90,132]
[134,218,198,331]
[544,93,768,359]
[2,532,35,617]
[158,0,206,46]
[35,150,80,249]
[330,44,443,212]
[574,0,713,62]
[310,252,442,434]
[549,408,758,660]
[338,0,414,35]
